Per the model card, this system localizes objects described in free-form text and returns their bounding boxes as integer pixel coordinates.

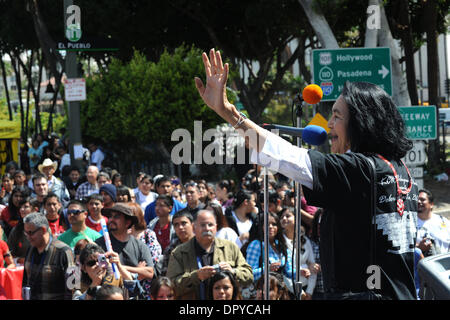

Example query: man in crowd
[157,211,195,276]
[31,173,49,212]
[75,165,99,200]
[38,158,70,208]
[166,210,253,299]
[95,203,154,283]
[176,182,205,220]
[85,193,106,234]
[58,200,101,248]
[99,184,116,209]
[88,143,105,170]
[22,212,74,300]
[97,172,111,189]
[43,192,65,237]
[416,188,450,256]
[144,176,186,224]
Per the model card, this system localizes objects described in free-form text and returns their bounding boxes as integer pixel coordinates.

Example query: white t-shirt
[417,214,450,254]
[216,227,241,248]
[135,191,157,212]
[231,211,252,235]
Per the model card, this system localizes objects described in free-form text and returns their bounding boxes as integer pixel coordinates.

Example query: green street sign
[397,106,437,140]
[312,47,392,101]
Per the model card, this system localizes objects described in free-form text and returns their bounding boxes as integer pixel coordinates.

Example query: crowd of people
[0,137,331,300]
[1,138,448,301]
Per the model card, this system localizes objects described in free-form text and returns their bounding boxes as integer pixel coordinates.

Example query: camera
[97,254,108,268]
[212,264,221,272]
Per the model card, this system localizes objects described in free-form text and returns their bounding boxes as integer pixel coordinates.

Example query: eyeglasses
[23,228,41,237]
[68,209,85,216]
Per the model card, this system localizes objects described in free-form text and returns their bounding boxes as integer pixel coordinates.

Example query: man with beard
[166,210,253,299]
[95,203,154,282]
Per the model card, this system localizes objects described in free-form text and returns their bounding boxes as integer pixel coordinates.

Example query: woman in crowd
[215,179,234,209]
[0,173,15,206]
[209,270,242,300]
[150,276,176,300]
[74,243,132,300]
[224,189,259,248]
[0,186,29,237]
[279,207,317,299]
[245,211,295,299]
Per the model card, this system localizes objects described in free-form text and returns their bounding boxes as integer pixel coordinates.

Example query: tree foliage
[81,46,225,153]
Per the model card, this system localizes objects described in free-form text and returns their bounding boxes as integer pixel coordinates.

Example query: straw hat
[38,158,58,173]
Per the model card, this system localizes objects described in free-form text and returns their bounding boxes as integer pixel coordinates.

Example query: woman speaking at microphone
[194,49,418,300]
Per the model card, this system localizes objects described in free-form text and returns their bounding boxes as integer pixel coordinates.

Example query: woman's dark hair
[207,202,229,230]
[208,270,242,300]
[112,173,122,184]
[8,186,30,220]
[116,185,131,202]
[2,173,14,183]
[233,189,253,210]
[255,272,291,300]
[218,179,235,198]
[342,81,412,160]
[79,243,106,286]
[156,194,174,208]
[150,276,175,299]
[140,174,153,184]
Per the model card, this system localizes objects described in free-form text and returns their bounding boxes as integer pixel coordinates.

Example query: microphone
[299,84,323,105]
[262,124,327,145]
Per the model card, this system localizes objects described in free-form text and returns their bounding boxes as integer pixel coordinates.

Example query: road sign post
[312,47,392,101]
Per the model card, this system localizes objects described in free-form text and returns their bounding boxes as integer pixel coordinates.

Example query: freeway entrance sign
[312,47,392,101]
[397,106,437,140]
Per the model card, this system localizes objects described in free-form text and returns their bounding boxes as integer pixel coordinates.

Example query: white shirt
[135,191,158,212]
[417,214,450,254]
[250,129,314,189]
[216,227,242,248]
[90,148,105,170]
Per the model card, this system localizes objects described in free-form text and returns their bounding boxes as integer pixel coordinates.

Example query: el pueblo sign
[312,47,392,101]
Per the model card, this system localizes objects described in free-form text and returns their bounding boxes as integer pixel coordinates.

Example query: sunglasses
[23,228,41,237]
[85,259,99,267]
[68,209,85,216]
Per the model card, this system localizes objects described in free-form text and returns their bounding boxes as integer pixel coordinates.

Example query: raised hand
[194,49,232,118]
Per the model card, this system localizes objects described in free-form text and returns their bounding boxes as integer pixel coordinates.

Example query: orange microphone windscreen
[302,84,323,104]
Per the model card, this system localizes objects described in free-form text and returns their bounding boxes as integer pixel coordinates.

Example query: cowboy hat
[38,158,58,173]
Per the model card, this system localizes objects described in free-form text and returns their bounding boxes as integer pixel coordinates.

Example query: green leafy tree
[81,46,225,159]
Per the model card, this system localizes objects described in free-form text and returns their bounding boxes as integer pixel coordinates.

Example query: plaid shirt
[23,237,74,300]
[246,239,295,281]
[74,181,98,200]
[311,239,324,293]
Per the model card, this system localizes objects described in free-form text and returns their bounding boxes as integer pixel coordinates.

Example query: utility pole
[64,0,84,172]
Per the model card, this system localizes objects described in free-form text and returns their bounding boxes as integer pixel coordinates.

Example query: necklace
[377,155,413,217]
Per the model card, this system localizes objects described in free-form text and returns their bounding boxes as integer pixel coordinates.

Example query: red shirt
[0,240,11,268]
[48,219,65,237]
[85,216,108,233]
[154,222,170,251]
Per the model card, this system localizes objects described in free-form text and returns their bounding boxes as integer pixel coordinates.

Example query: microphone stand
[263,166,270,300]
[294,94,304,300]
